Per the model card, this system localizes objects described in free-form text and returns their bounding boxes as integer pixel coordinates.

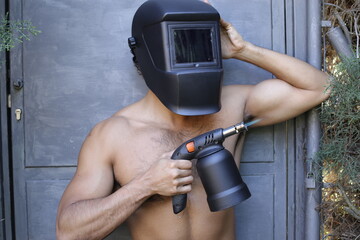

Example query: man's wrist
[116,173,155,203]
[232,41,258,62]
[133,172,157,197]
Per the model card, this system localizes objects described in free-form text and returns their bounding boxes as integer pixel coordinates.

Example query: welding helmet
[129,0,223,116]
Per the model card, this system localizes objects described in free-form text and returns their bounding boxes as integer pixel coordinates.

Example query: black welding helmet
[129,0,223,116]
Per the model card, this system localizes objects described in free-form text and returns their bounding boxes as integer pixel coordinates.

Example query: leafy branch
[0,13,41,52]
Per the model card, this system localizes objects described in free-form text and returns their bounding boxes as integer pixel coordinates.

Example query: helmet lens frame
[168,22,222,70]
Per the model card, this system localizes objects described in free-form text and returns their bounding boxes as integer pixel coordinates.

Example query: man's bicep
[244,79,322,126]
[58,134,115,213]
[62,163,114,205]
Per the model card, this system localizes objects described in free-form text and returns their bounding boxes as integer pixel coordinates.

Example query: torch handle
[172,194,187,214]
[170,128,224,214]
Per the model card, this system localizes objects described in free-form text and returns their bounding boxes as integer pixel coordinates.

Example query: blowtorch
[171,119,260,214]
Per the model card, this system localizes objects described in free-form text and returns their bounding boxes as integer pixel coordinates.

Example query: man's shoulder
[91,103,150,139]
[88,114,132,143]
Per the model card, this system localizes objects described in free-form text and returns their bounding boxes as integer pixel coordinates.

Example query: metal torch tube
[222,122,246,138]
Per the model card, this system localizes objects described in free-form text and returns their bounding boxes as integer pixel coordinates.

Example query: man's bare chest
[113,123,242,187]
[112,127,197,185]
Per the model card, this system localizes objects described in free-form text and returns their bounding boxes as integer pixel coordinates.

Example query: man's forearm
[233,42,329,91]
[56,177,152,240]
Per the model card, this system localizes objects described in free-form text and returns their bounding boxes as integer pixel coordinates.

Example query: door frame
[1,0,14,238]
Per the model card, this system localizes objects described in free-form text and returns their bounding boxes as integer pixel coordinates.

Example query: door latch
[15,108,22,121]
[305,172,316,189]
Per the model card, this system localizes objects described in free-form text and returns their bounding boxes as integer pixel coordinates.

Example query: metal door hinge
[7,94,11,108]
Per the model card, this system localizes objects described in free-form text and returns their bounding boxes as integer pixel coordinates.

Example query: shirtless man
[56,0,330,239]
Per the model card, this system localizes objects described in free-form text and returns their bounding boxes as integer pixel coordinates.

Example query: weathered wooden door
[8,0,308,239]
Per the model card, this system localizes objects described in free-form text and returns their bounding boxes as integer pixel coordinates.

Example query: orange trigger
[186,142,195,153]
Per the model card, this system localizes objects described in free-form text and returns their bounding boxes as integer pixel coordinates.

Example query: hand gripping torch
[171,120,260,214]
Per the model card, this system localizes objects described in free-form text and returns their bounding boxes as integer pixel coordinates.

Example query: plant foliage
[0,13,40,52]
[318,57,360,239]
[319,57,360,189]
[320,1,360,239]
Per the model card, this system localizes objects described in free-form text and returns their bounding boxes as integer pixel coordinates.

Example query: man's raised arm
[220,19,330,125]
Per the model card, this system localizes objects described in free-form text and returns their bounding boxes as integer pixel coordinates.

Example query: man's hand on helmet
[219,19,248,59]
[202,0,246,59]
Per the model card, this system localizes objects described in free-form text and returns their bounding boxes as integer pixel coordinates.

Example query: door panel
[26,180,69,239]
[9,0,305,239]
[236,175,274,239]
[241,127,274,163]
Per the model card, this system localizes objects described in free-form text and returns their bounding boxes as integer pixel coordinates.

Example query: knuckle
[172,179,179,186]
[161,151,171,158]
[186,161,192,168]
[169,161,177,169]
[171,186,178,195]
[170,169,179,178]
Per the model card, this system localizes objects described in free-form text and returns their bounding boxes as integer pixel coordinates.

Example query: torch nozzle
[222,119,261,139]
[222,122,246,138]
